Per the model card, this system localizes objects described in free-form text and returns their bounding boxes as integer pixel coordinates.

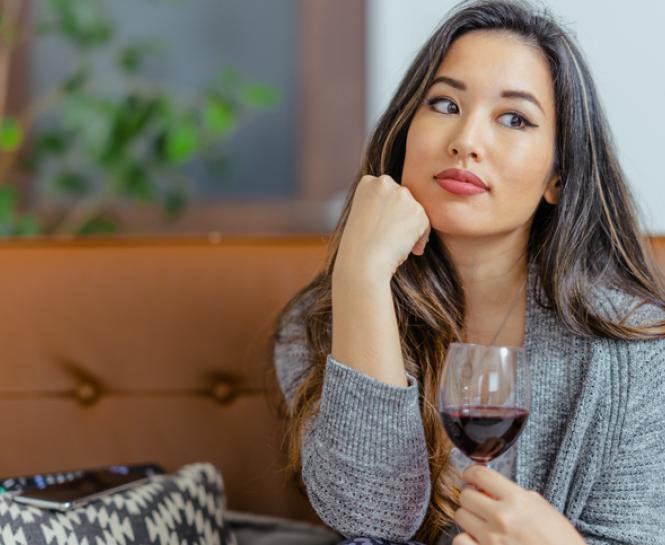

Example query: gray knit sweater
[274,267,665,545]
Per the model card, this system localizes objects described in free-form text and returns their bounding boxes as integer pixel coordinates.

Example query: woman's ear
[543,175,561,205]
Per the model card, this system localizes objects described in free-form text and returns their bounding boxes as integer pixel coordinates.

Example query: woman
[273,1,665,544]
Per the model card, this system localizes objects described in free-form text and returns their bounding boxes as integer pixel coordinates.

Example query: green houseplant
[0,0,279,236]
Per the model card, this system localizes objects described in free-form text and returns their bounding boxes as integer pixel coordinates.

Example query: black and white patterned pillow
[0,462,237,545]
[337,539,425,545]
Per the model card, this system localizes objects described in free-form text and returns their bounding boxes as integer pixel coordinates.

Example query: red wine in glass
[441,405,529,464]
[439,343,531,467]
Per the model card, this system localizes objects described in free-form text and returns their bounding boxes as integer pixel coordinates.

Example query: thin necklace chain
[487,276,527,346]
[463,274,528,346]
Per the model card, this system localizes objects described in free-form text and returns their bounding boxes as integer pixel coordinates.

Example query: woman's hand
[453,465,586,545]
[334,174,431,284]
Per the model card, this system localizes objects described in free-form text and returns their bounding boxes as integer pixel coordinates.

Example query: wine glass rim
[449,341,525,352]
[442,403,530,412]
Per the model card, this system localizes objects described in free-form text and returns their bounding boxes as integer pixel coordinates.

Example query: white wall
[366,0,665,233]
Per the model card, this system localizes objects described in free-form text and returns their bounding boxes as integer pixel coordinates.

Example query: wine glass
[439,342,531,467]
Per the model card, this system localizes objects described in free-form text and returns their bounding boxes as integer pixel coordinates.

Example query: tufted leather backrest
[0,236,327,523]
[0,235,663,524]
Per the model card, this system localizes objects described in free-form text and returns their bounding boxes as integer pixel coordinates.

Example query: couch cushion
[0,462,236,545]
[225,509,340,545]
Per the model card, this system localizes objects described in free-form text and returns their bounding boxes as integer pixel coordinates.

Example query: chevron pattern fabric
[0,462,237,545]
[337,539,425,545]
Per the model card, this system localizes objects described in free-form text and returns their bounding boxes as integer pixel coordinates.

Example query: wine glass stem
[469,463,488,494]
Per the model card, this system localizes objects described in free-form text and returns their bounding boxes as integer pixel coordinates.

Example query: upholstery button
[211,381,235,404]
[75,382,99,405]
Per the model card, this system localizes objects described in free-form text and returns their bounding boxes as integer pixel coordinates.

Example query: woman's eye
[425,98,536,130]
[498,112,532,130]
[426,97,458,114]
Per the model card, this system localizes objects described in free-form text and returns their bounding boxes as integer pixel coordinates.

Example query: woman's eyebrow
[430,75,544,113]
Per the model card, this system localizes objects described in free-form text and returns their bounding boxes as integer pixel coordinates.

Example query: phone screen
[13,464,164,506]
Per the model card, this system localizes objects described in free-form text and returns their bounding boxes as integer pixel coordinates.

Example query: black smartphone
[10,463,165,511]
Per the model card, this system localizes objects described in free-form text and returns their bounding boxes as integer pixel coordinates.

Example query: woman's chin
[430,218,489,239]
[432,220,531,243]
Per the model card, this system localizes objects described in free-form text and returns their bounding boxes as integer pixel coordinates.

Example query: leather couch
[0,234,663,528]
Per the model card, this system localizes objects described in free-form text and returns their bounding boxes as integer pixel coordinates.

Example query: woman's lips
[434,168,488,196]
[435,178,488,195]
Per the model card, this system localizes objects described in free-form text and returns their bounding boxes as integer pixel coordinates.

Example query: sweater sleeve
[576,338,665,545]
[273,297,431,541]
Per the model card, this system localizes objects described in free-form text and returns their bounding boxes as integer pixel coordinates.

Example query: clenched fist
[334,175,431,283]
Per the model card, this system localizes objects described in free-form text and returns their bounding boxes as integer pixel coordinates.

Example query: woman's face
[402,30,559,241]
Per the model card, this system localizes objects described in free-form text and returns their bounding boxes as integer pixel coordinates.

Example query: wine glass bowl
[439,342,531,466]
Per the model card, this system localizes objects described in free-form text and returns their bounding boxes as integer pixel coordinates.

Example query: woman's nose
[447,119,482,161]
[448,143,479,161]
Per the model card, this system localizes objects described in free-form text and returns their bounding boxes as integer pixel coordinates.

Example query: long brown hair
[273,1,665,542]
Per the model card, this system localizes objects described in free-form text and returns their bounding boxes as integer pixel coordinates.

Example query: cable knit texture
[274,266,665,545]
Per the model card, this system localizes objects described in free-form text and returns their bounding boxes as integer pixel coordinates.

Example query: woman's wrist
[332,257,393,294]
[331,260,408,388]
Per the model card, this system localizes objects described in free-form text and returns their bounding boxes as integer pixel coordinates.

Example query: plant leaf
[165,117,199,165]
[117,40,162,74]
[116,162,153,202]
[76,214,117,236]
[55,172,90,196]
[34,132,69,159]
[63,65,89,94]
[242,84,280,108]
[102,95,163,164]
[0,186,17,237]
[47,0,113,49]
[62,94,114,160]
[203,98,236,134]
[0,118,23,151]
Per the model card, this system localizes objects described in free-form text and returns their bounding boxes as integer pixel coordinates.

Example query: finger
[462,464,518,501]
[452,532,479,545]
[454,507,488,543]
[411,230,430,255]
[459,485,497,520]
[412,216,432,255]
